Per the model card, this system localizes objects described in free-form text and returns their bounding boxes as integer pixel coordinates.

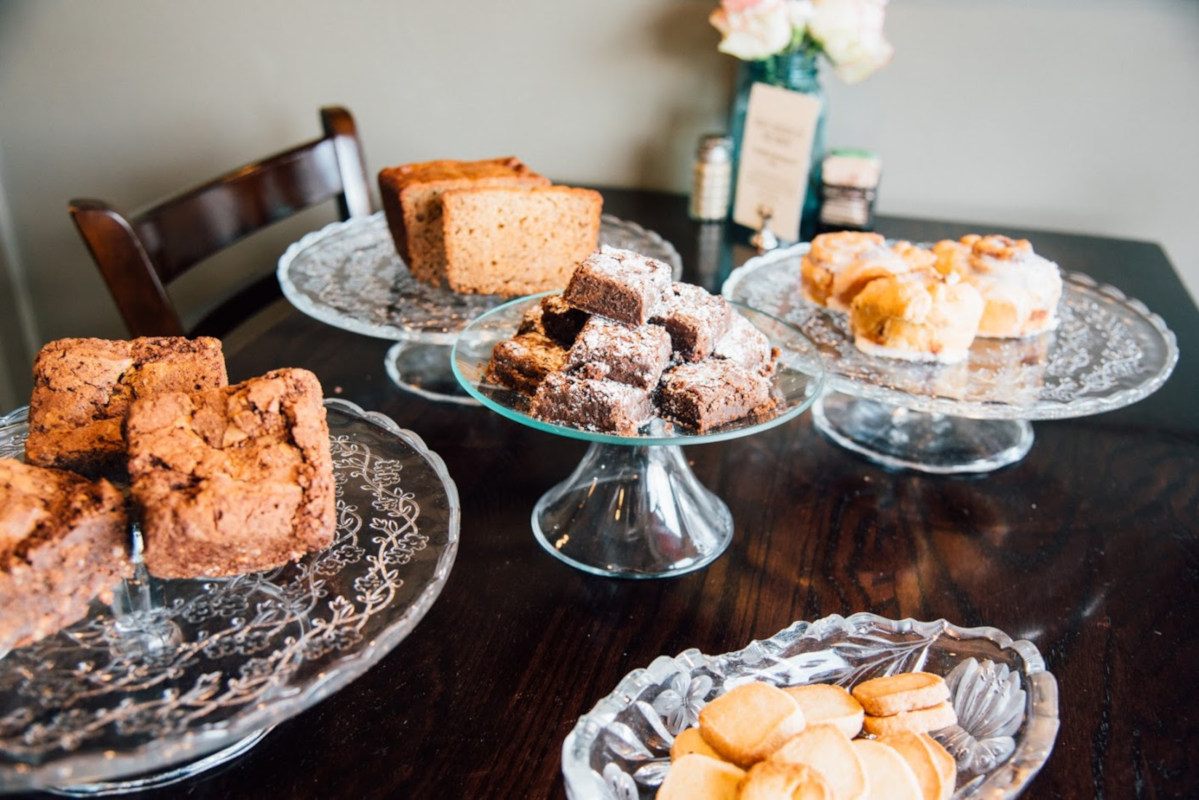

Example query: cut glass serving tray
[723,244,1178,472]
[563,613,1059,799]
[0,400,460,793]
[722,245,1178,419]
[277,211,683,345]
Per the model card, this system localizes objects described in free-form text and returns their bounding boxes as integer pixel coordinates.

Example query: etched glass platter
[722,245,1178,419]
[563,613,1060,799]
[0,400,460,793]
[277,211,683,345]
[722,245,1178,472]
[451,294,824,579]
[278,211,683,405]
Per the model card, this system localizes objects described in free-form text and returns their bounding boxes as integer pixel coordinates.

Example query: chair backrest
[70,106,372,338]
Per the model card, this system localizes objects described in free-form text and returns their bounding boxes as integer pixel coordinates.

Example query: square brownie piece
[713,313,779,377]
[538,295,590,347]
[651,282,734,363]
[485,331,569,396]
[126,368,335,579]
[0,458,131,652]
[530,372,652,436]
[657,359,776,432]
[25,337,227,477]
[562,246,672,326]
[566,317,672,389]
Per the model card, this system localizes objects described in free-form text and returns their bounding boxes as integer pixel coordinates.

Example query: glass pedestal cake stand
[723,245,1179,474]
[278,211,682,406]
[0,400,459,795]
[451,295,825,579]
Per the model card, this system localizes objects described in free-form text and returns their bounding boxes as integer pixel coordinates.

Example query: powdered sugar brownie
[530,373,653,436]
[651,282,734,362]
[658,359,775,432]
[562,246,672,325]
[565,316,672,389]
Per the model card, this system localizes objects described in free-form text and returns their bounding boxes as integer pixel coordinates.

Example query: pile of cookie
[658,671,959,800]
[1,336,336,653]
[484,246,779,435]
[803,231,1063,364]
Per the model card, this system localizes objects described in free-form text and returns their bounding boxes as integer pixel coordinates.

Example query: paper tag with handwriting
[732,82,821,242]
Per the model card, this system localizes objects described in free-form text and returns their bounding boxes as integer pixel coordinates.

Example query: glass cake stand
[451,295,825,579]
[278,211,682,405]
[0,400,460,795]
[723,244,1179,474]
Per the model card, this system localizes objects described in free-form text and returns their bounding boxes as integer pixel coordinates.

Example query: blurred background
[1,0,1195,409]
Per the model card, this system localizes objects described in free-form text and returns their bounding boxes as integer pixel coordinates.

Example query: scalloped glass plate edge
[561,612,1059,800]
[0,399,461,793]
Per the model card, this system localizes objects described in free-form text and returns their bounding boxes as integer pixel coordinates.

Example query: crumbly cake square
[125,368,335,579]
[485,332,569,396]
[562,246,673,326]
[25,337,227,477]
[651,282,734,363]
[658,359,775,432]
[0,458,130,652]
[565,316,672,389]
[530,372,652,436]
[377,156,550,285]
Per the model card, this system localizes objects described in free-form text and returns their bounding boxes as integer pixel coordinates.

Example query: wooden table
[60,189,1199,798]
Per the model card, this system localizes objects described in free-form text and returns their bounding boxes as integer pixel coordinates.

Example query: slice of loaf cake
[25,337,228,477]
[441,185,602,296]
[0,458,131,653]
[378,156,550,286]
[125,368,335,579]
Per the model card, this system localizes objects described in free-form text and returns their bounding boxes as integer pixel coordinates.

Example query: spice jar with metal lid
[689,134,733,222]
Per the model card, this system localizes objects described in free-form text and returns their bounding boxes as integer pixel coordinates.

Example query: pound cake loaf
[377,156,550,285]
[0,458,131,653]
[25,337,228,477]
[441,185,602,295]
[125,368,335,579]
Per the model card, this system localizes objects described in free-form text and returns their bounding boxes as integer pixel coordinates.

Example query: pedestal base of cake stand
[813,392,1034,474]
[47,730,271,797]
[386,341,480,406]
[532,442,734,579]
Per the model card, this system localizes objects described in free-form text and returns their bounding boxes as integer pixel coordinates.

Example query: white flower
[710,0,795,61]
[807,0,893,83]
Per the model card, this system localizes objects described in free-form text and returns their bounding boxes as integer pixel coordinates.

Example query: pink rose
[710,0,794,60]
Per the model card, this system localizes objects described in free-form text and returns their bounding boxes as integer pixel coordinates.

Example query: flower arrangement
[710,0,893,83]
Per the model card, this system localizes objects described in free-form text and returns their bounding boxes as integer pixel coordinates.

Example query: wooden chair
[69,106,372,338]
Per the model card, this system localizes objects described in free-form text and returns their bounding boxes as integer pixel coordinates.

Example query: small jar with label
[819,149,882,232]
[689,134,733,222]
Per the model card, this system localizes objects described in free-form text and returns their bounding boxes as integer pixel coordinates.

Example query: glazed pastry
[800,231,885,307]
[827,240,937,313]
[934,234,1062,338]
[849,272,984,364]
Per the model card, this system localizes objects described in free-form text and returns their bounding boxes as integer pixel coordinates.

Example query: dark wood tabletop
[39,188,1197,799]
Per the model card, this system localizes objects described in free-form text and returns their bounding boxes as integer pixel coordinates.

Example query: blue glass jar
[727,46,826,242]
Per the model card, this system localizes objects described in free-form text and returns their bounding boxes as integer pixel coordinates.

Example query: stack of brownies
[485,246,779,435]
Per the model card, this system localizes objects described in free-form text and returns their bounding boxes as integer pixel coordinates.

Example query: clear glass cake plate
[451,294,824,579]
[0,400,460,794]
[277,211,683,405]
[563,613,1060,799]
[722,244,1179,473]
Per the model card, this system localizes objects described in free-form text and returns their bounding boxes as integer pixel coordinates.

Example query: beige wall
[1,0,1196,402]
